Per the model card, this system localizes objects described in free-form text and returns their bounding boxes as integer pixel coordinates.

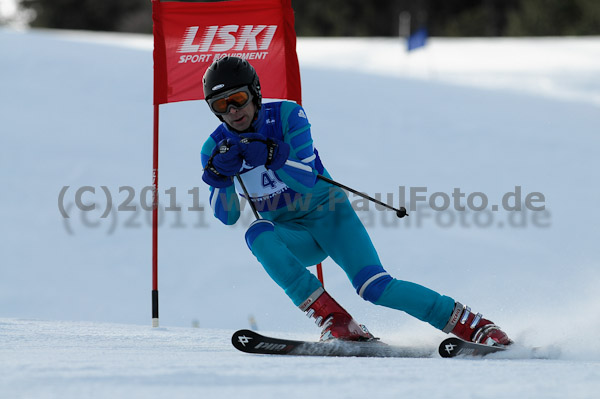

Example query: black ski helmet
[203,56,262,111]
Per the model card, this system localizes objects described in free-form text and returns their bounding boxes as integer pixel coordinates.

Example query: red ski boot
[443,302,512,346]
[299,287,375,341]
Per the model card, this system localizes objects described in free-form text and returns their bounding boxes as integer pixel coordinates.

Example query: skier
[200,56,511,346]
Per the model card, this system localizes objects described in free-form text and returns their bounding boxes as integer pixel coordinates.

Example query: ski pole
[317,174,408,218]
[235,174,260,220]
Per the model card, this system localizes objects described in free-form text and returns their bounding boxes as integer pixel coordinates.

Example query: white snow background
[1,28,600,398]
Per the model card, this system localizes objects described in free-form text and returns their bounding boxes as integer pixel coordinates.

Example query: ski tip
[231,329,258,350]
[439,337,462,358]
[232,329,255,337]
[438,337,507,358]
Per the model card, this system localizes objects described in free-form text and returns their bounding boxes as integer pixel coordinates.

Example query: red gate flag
[152,0,302,105]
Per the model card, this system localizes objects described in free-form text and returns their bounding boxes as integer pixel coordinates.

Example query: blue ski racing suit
[201,101,455,331]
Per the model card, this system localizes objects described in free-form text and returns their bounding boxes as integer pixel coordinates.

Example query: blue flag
[407,27,428,51]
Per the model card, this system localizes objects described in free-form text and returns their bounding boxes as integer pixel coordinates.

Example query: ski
[233,330,557,359]
[232,329,434,358]
[438,337,507,358]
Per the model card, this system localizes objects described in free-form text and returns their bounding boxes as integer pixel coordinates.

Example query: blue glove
[238,133,290,170]
[202,139,243,188]
[202,168,232,188]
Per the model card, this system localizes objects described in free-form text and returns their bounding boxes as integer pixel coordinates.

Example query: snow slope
[2,318,598,399]
[1,28,600,398]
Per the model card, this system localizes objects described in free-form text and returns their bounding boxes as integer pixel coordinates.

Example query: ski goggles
[207,87,253,115]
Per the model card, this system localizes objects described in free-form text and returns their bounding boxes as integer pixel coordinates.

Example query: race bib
[235,165,289,202]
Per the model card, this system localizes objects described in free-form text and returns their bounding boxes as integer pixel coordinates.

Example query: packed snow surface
[1,28,600,398]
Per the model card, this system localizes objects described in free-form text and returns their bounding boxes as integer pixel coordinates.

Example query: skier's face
[221,99,256,132]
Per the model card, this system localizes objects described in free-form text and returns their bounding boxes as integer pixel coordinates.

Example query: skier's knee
[244,219,275,250]
[352,265,392,303]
